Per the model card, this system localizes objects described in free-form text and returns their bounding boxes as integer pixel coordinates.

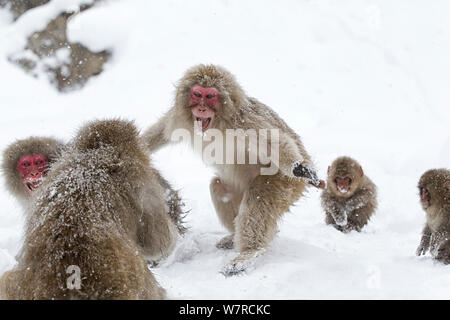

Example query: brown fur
[0,119,180,299]
[153,170,187,235]
[2,135,186,243]
[1,136,64,209]
[142,64,320,275]
[321,157,377,233]
[416,169,450,264]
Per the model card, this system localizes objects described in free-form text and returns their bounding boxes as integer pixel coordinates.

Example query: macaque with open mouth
[2,136,64,209]
[0,120,180,299]
[143,64,325,276]
[321,156,377,233]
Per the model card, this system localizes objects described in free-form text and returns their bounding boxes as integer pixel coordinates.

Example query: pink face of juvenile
[189,85,220,132]
[419,187,431,210]
[335,176,352,194]
[17,154,48,194]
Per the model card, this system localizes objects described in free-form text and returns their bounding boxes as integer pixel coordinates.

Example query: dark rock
[0,0,50,19]
[9,4,110,92]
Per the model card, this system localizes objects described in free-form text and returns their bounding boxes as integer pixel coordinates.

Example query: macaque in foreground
[0,119,180,299]
[143,64,325,276]
[321,157,377,233]
[416,169,450,264]
[2,135,186,237]
[2,136,64,209]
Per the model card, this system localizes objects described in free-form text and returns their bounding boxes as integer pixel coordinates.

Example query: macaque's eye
[23,162,30,167]
[194,92,201,98]
[206,94,214,99]
[35,160,42,165]
[344,177,353,185]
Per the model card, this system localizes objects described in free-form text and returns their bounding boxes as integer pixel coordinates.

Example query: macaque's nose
[29,170,40,177]
[198,105,207,112]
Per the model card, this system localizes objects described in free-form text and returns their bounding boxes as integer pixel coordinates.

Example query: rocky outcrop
[4,1,110,92]
[0,0,50,20]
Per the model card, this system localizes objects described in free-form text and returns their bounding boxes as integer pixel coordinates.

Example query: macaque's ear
[327,166,331,175]
[358,165,364,177]
[445,181,450,195]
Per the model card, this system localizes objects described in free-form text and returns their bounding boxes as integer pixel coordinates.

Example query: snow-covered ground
[1,0,450,299]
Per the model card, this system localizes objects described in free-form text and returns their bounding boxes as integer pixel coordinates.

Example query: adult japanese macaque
[2,136,64,208]
[321,157,377,233]
[2,136,186,236]
[142,64,325,276]
[0,119,179,299]
[416,169,450,264]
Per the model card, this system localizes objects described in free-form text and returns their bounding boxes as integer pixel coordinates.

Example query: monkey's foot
[220,249,264,277]
[216,235,234,250]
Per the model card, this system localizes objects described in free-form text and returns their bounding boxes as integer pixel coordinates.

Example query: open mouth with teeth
[24,180,41,194]
[195,117,212,132]
[338,186,350,194]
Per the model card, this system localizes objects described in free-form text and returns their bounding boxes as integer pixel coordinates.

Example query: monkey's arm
[277,133,304,176]
[344,192,370,213]
[321,193,347,226]
[137,187,179,262]
[416,225,432,256]
[142,113,172,153]
[277,133,324,188]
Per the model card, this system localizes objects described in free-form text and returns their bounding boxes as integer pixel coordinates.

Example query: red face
[17,154,48,194]
[189,85,219,132]
[419,187,431,209]
[335,176,352,194]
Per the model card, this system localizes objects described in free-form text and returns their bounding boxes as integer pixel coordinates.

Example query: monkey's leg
[222,175,304,276]
[0,269,23,300]
[325,212,335,226]
[347,204,375,233]
[435,239,450,264]
[210,177,241,249]
[325,212,345,232]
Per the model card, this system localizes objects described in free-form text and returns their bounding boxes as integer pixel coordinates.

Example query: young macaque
[0,120,179,299]
[321,156,377,233]
[2,136,64,208]
[416,169,450,264]
[142,64,325,276]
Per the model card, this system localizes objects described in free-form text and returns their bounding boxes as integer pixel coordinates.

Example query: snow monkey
[0,119,180,299]
[2,135,186,236]
[321,156,377,233]
[416,169,450,264]
[2,136,64,209]
[142,64,325,276]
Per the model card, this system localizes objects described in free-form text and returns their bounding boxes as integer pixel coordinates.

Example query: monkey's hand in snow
[416,237,431,256]
[416,228,432,256]
[292,162,326,189]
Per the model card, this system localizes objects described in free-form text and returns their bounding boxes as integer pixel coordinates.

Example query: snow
[1,0,450,299]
